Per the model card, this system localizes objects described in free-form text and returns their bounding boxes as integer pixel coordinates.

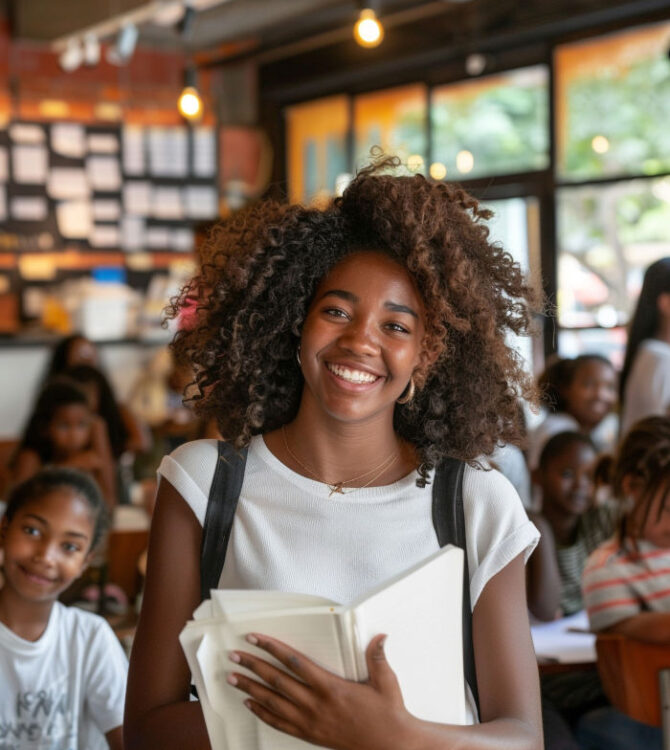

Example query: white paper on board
[123,181,152,215]
[12,145,48,184]
[9,123,45,144]
[0,146,8,181]
[121,215,145,251]
[92,199,122,221]
[146,226,170,249]
[123,126,145,175]
[149,127,188,178]
[184,185,218,219]
[47,167,90,200]
[193,127,216,177]
[51,123,86,159]
[0,184,6,222]
[152,186,184,220]
[56,200,93,239]
[90,224,120,248]
[10,196,48,222]
[87,133,120,154]
[86,155,122,192]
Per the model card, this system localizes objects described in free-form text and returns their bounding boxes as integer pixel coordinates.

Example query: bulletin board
[0,120,219,255]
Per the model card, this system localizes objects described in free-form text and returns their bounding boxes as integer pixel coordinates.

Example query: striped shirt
[555,503,617,616]
[582,539,670,631]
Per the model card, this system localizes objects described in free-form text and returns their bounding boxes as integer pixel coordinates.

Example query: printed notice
[184,185,218,219]
[0,146,8,181]
[9,123,45,144]
[10,196,48,222]
[123,126,145,175]
[47,167,90,200]
[193,127,216,177]
[56,200,93,239]
[88,132,120,154]
[12,145,48,184]
[51,122,86,158]
[123,181,152,216]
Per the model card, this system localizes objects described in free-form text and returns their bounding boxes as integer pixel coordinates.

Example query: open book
[180,544,466,750]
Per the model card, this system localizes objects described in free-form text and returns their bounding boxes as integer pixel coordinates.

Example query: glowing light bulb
[456,150,474,174]
[407,154,424,172]
[591,135,610,154]
[178,86,203,120]
[354,9,384,48]
[429,162,447,180]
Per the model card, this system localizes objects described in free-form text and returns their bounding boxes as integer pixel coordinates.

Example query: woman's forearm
[400,715,541,750]
[124,701,210,750]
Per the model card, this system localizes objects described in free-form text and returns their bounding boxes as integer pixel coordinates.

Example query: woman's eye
[22,526,40,537]
[386,322,410,334]
[323,307,348,319]
[62,543,80,553]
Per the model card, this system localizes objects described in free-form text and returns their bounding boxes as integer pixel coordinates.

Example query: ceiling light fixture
[59,38,83,72]
[354,8,384,48]
[106,23,139,66]
[178,67,203,121]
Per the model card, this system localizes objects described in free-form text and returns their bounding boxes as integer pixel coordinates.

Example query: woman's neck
[654,318,670,345]
[542,504,580,546]
[266,402,416,487]
[0,587,54,642]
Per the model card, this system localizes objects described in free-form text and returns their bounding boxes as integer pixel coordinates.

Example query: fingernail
[227,674,238,686]
[229,652,241,663]
[378,636,387,652]
[244,699,253,709]
[246,634,259,645]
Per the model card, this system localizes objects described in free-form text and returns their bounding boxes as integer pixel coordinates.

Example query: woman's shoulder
[166,438,220,469]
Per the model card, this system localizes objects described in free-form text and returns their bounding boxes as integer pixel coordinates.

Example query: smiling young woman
[125,157,544,750]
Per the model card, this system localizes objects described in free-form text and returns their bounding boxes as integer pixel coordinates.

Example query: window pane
[431,66,549,180]
[484,197,541,373]
[558,327,627,370]
[556,21,670,180]
[353,84,427,172]
[285,95,350,204]
[557,177,670,329]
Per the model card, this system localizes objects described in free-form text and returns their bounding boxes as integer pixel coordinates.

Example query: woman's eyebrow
[318,289,358,303]
[385,302,418,319]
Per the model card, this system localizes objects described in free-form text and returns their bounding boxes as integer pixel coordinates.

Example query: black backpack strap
[199,441,248,601]
[432,459,480,715]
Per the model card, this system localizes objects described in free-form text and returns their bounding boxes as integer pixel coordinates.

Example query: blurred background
[0,0,669,440]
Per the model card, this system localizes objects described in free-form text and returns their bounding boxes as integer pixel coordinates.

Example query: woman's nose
[338,320,380,355]
[33,541,57,564]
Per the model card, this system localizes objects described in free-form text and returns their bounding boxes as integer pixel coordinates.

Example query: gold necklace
[281,425,400,498]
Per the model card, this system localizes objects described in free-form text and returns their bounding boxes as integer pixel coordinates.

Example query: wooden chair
[106,528,149,603]
[596,632,670,733]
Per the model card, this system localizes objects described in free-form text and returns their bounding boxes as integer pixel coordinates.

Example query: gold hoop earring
[396,376,415,404]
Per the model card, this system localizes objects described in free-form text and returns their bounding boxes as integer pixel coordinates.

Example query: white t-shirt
[158,436,539,723]
[621,338,670,439]
[0,602,128,750]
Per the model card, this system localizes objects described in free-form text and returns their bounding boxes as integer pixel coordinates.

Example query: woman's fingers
[228,647,313,706]
[227,669,302,723]
[243,633,327,688]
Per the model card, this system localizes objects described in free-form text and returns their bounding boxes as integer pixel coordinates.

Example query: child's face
[630,481,670,549]
[299,251,426,424]
[47,404,92,457]
[0,488,94,604]
[561,360,616,430]
[540,442,596,517]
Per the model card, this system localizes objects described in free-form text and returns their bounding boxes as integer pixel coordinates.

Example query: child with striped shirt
[583,415,670,638]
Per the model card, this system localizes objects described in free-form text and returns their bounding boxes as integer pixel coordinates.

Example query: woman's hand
[227,632,413,750]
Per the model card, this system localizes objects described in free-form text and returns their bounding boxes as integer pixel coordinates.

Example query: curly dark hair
[168,158,540,481]
[612,416,670,547]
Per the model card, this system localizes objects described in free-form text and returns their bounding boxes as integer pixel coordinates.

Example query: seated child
[579,415,670,750]
[12,379,116,506]
[0,468,127,749]
[583,415,670,640]
[528,354,618,470]
[527,431,618,622]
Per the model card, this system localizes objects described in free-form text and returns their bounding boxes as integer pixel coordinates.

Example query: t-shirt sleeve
[156,439,219,526]
[83,617,129,735]
[582,546,641,632]
[463,465,539,608]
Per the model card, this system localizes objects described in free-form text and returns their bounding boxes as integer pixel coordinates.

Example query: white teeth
[327,363,378,384]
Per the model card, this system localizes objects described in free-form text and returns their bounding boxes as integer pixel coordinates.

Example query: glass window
[484,196,542,374]
[558,327,627,370]
[285,95,350,204]
[431,66,549,180]
[557,176,670,331]
[353,84,427,172]
[555,21,670,180]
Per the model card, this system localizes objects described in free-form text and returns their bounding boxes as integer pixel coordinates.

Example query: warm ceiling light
[354,8,384,48]
[456,150,474,174]
[429,162,447,180]
[178,87,202,119]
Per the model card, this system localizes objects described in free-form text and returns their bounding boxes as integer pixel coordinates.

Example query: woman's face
[561,360,617,430]
[629,479,670,549]
[540,442,596,517]
[299,251,427,426]
[66,337,98,368]
[47,404,92,458]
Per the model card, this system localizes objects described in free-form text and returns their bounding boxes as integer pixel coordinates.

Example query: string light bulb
[354,8,384,48]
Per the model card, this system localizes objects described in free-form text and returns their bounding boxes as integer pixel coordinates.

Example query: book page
[210,589,336,618]
[352,544,466,724]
